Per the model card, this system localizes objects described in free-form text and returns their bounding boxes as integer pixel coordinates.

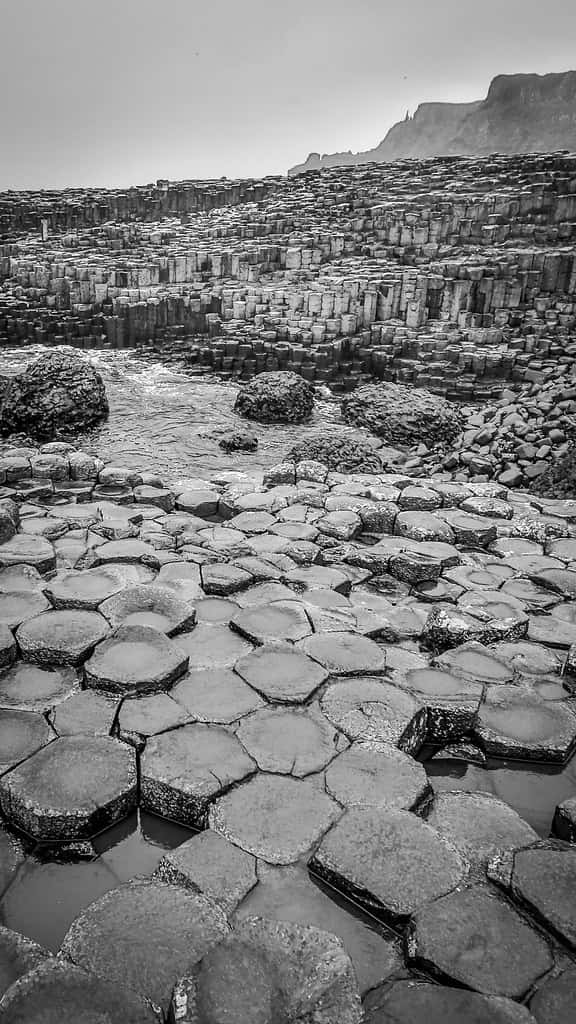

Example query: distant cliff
[288,71,576,176]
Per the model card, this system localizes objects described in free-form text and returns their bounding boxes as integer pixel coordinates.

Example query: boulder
[341,383,462,446]
[0,353,108,441]
[234,372,314,424]
[218,431,259,452]
[285,431,383,473]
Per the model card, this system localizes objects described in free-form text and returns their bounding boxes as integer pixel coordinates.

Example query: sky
[0,0,575,190]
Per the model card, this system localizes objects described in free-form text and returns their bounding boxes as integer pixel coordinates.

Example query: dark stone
[0,925,53,1001]
[234,371,314,424]
[0,352,108,440]
[285,432,383,473]
[529,966,576,1024]
[341,382,462,445]
[363,979,538,1024]
[218,430,258,452]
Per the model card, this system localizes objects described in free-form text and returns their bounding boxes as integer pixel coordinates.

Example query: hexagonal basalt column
[16,610,111,666]
[298,631,387,675]
[427,792,538,871]
[0,663,78,712]
[0,590,50,631]
[155,829,257,914]
[60,878,229,1013]
[0,710,55,775]
[320,677,427,755]
[325,742,430,812]
[407,885,553,998]
[0,735,137,840]
[309,808,466,927]
[231,600,313,644]
[363,980,538,1024]
[141,723,256,827]
[0,535,56,575]
[83,624,189,695]
[44,566,126,610]
[495,839,576,952]
[234,644,328,703]
[210,774,342,864]
[236,706,343,776]
[99,584,196,636]
[171,668,265,723]
[474,685,576,762]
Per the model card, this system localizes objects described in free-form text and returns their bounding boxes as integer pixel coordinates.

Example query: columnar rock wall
[1,152,575,398]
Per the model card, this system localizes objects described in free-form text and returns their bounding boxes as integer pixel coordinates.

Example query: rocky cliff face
[288,71,576,175]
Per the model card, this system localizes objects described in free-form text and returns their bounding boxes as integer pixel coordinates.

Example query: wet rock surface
[234,371,314,424]
[0,352,108,441]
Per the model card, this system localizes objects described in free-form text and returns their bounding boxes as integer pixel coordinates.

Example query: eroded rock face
[341,383,462,446]
[285,432,383,474]
[234,372,314,424]
[0,352,108,440]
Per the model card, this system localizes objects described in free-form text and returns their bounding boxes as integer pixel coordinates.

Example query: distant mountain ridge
[288,71,576,176]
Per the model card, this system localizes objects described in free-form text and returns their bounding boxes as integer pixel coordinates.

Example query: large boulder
[0,353,108,440]
[234,372,314,424]
[285,430,383,473]
[341,383,462,446]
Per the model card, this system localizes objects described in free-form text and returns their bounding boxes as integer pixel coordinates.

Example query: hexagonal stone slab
[407,885,553,998]
[284,565,351,594]
[83,624,189,695]
[427,792,538,870]
[325,742,430,812]
[49,691,119,736]
[0,590,50,630]
[16,610,111,666]
[0,535,56,574]
[0,925,53,1001]
[141,723,256,827]
[210,773,341,864]
[364,979,538,1024]
[309,808,466,926]
[0,823,23,898]
[236,706,342,776]
[0,735,136,840]
[231,600,312,644]
[0,959,159,1024]
[234,644,328,703]
[200,563,253,596]
[403,667,483,743]
[489,640,563,676]
[529,966,576,1024]
[434,641,514,683]
[298,631,387,675]
[44,566,126,610]
[475,685,576,762]
[94,538,159,565]
[60,878,229,1013]
[172,917,363,1024]
[171,667,264,723]
[117,693,191,746]
[0,710,55,775]
[0,663,78,712]
[504,841,576,951]
[155,829,257,914]
[177,623,253,669]
[320,678,427,755]
[99,584,196,636]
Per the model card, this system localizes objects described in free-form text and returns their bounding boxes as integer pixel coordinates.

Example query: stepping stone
[0,586,50,631]
[236,862,402,997]
[172,917,363,1024]
[172,667,264,723]
[237,706,341,776]
[325,741,429,811]
[435,641,514,682]
[176,489,219,516]
[460,496,514,519]
[427,792,538,869]
[284,564,351,594]
[403,667,484,742]
[528,615,576,648]
[235,581,296,606]
[271,521,318,542]
[155,829,257,914]
[529,966,576,1024]
[499,840,576,951]
[553,796,576,842]
[117,693,191,744]
[103,562,157,586]
[141,722,255,827]
[156,566,204,604]
[232,555,283,581]
[234,645,328,703]
[200,563,253,596]
[321,677,427,754]
[0,626,16,670]
[228,511,276,533]
[310,808,466,926]
[298,631,387,675]
[488,640,562,676]
[21,516,69,541]
[501,578,560,612]
[395,511,455,544]
[530,568,576,598]
[83,624,188,695]
[186,598,241,628]
[364,978,539,1024]
[44,567,126,610]
[99,584,195,636]
[444,564,507,591]
[407,885,553,998]
[231,601,312,644]
[60,878,229,1013]
[0,565,44,592]
[0,823,24,897]
[94,539,159,565]
[475,685,576,762]
[0,735,136,840]
[0,663,78,712]
[441,510,497,547]
[0,925,53,1001]
[133,485,174,511]
[389,549,443,583]
[49,691,119,736]
[177,622,253,669]
[317,510,361,541]
[0,959,159,1024]
[16,610,111,666]
[210,774,341,864]
[0,535,56,574]
[0,710,54,775]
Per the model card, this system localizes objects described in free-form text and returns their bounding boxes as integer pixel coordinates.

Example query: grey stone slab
[231,601,313,644]
[325,741,430,811]
[50,690,119,736]
[83,624,189,695]
[234,644,328,703]
[16,610,111,666]
[0,710,55,775]
[529,966,576,1024]
[236,706,342,776]
[364,979,538,1024]
[0,925,53,1001]
[0,664,79,712]
[99,584,196,636]
[320,677,427,755]
[427,792,538,870]
[155,829,257,914]
[298,631,387,675]
[171,667,264,723]
[177,623,253,670]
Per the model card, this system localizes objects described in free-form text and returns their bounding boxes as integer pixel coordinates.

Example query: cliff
[288,71,576,175]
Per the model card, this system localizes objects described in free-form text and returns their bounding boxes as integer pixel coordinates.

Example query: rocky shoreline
[0,441,576,1020]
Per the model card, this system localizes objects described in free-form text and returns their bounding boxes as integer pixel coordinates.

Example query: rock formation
[288,70,576,175]
[341,383,462,446]
[0,352,108,440]
[234,371,314,423]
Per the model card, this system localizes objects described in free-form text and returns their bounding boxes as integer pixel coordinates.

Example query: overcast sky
[0,0,574,189]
